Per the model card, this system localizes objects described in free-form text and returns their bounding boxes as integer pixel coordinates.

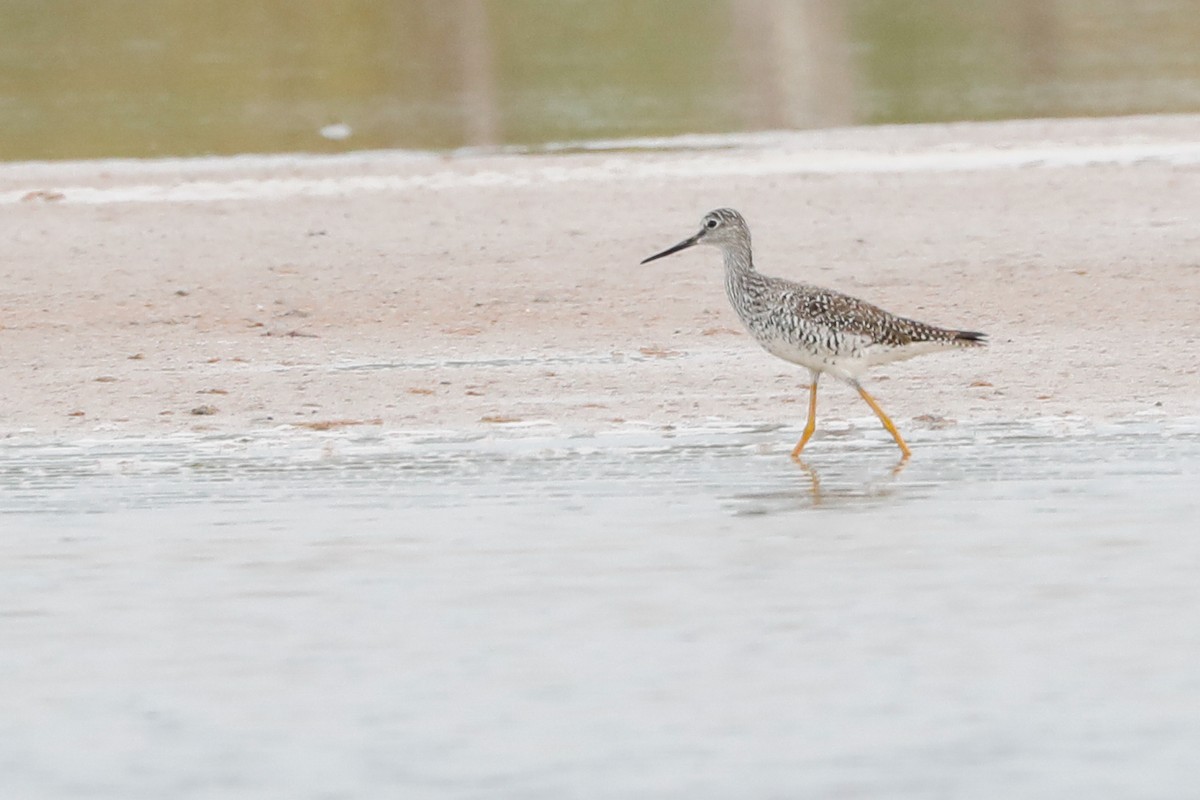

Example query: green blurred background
[3,0,1200,161]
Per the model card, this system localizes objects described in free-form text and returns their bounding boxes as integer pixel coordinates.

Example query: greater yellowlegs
[641,208,986,459]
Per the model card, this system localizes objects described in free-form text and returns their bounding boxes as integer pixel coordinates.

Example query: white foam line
[5,141,1200,206]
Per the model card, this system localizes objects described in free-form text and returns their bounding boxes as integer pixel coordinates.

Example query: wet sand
[2,114,1199,442]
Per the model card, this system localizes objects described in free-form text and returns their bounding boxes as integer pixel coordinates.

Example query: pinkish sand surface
[2,115,1198,440]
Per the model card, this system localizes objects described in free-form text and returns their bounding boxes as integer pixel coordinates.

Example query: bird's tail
[953,330,987,346]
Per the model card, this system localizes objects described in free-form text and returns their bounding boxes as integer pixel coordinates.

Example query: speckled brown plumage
[642,208,987,459]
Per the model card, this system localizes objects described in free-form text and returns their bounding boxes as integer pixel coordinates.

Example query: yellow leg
[854,382,912,458]
[790,379,819,459]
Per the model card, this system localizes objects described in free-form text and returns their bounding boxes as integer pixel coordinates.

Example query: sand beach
[3,114,1198,440]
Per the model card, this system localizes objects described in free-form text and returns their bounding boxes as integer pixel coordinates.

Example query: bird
[641,208,986,459]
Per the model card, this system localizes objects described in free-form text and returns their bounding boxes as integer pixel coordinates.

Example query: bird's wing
[787,287,953,347]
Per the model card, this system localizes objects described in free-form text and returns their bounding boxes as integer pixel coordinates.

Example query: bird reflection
[795,455,908,507]
[731,453,910,514]
[793,457,824,504]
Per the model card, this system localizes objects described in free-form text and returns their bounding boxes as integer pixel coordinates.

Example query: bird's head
[641,208,750,264]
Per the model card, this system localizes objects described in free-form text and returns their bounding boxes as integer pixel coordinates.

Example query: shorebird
[641,208,986,459]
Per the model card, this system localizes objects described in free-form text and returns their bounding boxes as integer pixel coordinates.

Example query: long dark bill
[640,232,701,264]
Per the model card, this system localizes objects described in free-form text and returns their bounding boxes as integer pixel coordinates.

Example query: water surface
[5,0,1200,160]
[2,420,1199,797]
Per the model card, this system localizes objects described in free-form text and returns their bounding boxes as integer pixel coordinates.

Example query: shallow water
[2,419,1199,797]
[6,0,1200,160]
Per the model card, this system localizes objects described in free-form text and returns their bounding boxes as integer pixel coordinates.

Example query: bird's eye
[705,218,719,229]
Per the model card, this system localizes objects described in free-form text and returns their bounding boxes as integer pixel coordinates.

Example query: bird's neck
[721,244,755,276]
